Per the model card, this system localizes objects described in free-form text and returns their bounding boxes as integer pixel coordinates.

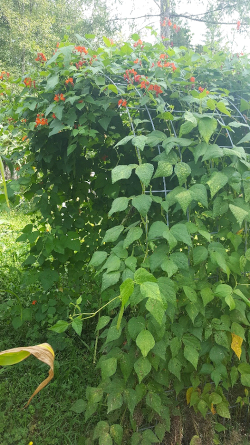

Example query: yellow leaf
[0,343,55,407]
[231,333,243,359]
[186,387,193,405]
[211,403,216,415]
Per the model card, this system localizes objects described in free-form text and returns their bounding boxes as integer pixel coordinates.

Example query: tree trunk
[160,0,171,45]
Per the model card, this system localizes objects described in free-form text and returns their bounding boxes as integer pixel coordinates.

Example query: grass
[0,208,100,445]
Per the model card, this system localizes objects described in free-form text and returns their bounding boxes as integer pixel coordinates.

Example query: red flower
[54,94,65,102]
[32,300,37,305]
[15,166,20,171]
[157,61,163,67]
[173,24,177,30]
[35,52,46,62]
[134,58,139,64]
[74,46,88,54]
[22,136,27,141]
[237,20,241,30]
[168,20,172,26]
[52,113,56,119]
[133,39,143,48]
[35,114,48,128]
[118,99,127,107]
[160,54,168,59]
[65,77,74,86]
[198,86,204,92]
[190,77,195,82]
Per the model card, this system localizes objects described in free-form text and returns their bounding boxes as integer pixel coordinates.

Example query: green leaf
[120,278,134,305]
[134,268,156,284]
[237,132,250,145]
[193,246,208,265]
[101,357,117,380]
[140,282,162,301]
[175,162,191,186]
[108,84,118,94]
[110,424,123,445]
[132,135,148,151]
[179,120,196,137]
[216,402,230,418]
[163,227,177,250]
[49,320,69,333]
[112,165,133,183]
[229,204,248,226]
[128,317,146,340]
[134,357,151,383]
[107,392,123,413]
[217,101,231,116]
[123,227,143,248]
[198,117,217,143]
[170,223,192,246]
[148,221,168,240]
[170,252,189,270]
[202,144,223,161]
[132,195,152,217]
[190,184,208,207]
[94,421,109,439]
[103,225,124,243]
[184,345,199,369]
[101,271,120,292]
[108,197,129,216]
[168,357,181,380]
[89,251,108,267]
[135,164,154,187]
[146,391,162,416]
[175,189,193,213]
[206,172,228,198]
[115,135,134,147]
[45,74,59,91]
[70,399,86,413]
[146,299,165,325]
[39,269,59,291]
[48,120,65,137]
[136,330,155,357]
[142,429,160,443]
[161,258,178,277]
[153,161,173,179]
[240,374,250,387]
[96,316,111,330]
[200,287,214,306]
[72,317,83,336]
[124,388,138,415]
[183,286,197,303]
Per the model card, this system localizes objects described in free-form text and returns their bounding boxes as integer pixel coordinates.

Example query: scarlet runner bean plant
[2,33,250,443]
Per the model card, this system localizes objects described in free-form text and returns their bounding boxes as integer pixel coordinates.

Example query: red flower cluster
[190,77,195,82]
[74,46,88,54]
[54,93,65,102]
[35,52,46,62]
[198,86,209,94]
[237,20,241,30]
[140,80,163,97]
[160,54,168,59]
[148,84,163,97]
[161,17,180,32]
[133,39,143,48]
[0,71,10,79]
[123,68,141,84]
[118,99,127,107]
[24,77,35,88]
[164,62,177,71]
[65,77,74,86]
[35,114,48,128]
[76,60,85,69]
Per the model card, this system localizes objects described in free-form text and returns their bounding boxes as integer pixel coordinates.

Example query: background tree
[0,0,117,74]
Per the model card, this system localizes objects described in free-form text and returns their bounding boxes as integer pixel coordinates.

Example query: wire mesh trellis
[106,73,250,263]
